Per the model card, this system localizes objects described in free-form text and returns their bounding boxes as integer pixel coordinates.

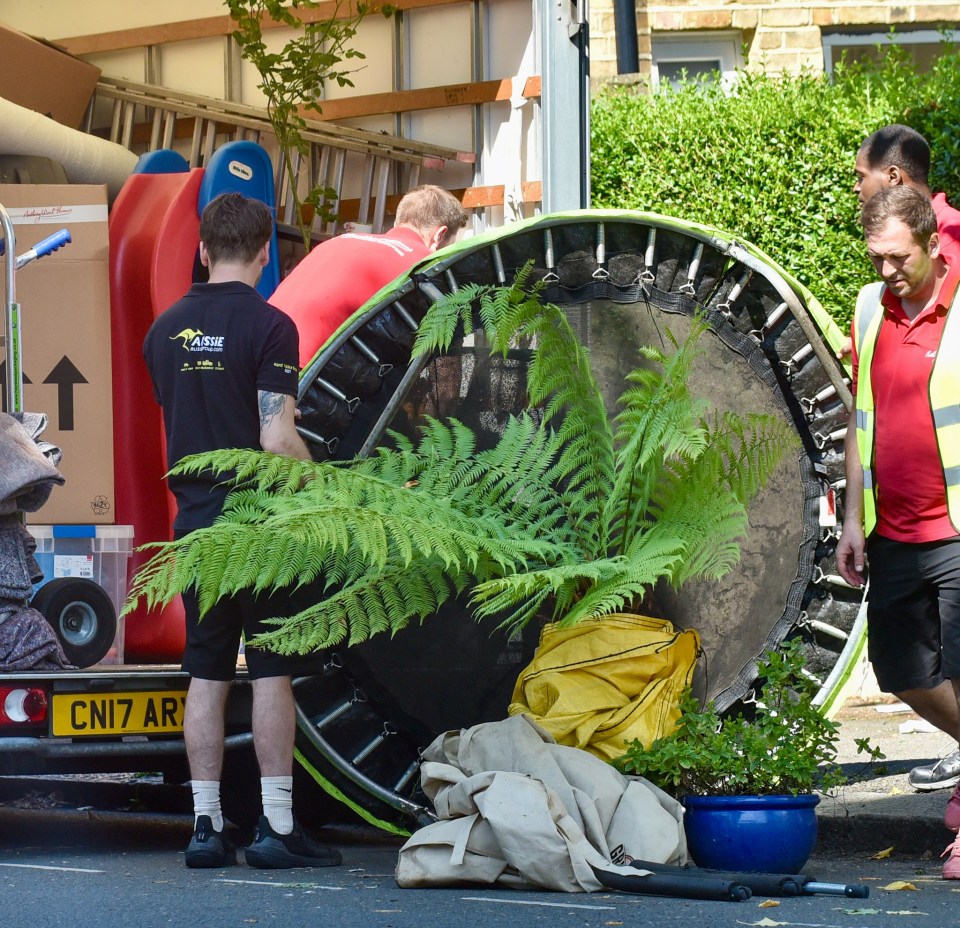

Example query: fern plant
[125,272,796,654]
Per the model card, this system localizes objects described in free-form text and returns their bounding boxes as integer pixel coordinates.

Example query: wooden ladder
[86,76,475,236]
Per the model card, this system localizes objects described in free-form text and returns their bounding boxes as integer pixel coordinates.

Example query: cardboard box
[0,184,115,523]
[0,22,101,129]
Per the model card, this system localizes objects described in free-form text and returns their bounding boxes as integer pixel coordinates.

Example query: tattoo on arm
[258,390,287,430]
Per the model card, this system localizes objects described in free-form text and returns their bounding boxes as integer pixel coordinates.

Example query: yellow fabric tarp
[508,613,700,762]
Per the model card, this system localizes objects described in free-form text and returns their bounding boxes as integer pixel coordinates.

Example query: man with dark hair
[144,192,341,871]
[270,184,469,367]
[855,124,960,259]
[837,185,960,878]
[851,126,960,794]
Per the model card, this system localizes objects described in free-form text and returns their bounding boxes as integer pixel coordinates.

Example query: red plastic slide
[109,170,203,661]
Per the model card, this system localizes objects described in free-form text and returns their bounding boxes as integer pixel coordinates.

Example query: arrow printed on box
[0,361,32,412]
[43,356,88,430]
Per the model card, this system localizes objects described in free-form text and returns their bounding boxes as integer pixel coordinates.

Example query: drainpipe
[612,0,639,73]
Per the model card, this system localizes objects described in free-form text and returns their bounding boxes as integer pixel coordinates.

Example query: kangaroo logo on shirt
[170,328,225,352]
[171,328,204,349]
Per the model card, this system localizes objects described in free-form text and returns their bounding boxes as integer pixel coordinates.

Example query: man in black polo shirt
[144,193,339,871]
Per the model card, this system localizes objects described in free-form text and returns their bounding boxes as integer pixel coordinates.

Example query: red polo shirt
[270,226,431,368]
[851,256,960,541]
[933,192,960,265]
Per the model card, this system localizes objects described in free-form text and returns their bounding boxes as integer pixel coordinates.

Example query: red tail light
[0,687,48,724]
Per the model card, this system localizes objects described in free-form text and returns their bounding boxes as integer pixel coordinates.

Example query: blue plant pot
[682,794,820,874]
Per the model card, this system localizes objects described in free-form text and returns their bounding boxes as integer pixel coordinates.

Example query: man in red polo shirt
[847,126,960,796]
[270,185,468,368]
[837,185,960,878]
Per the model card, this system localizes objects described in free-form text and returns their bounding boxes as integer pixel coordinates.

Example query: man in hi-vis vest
[837,185,960,879]
[846,125,960,796]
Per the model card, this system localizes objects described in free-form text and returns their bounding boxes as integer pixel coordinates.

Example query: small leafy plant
[616,639,882,795]
[227,0,393,249]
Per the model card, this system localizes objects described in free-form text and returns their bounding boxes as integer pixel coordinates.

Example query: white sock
[191,780,223,832]
[261,775,294,835]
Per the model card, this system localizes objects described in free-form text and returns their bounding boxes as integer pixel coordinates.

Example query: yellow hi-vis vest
[853,279,960,536]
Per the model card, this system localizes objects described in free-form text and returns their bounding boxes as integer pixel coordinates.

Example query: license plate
[52,691,188,737]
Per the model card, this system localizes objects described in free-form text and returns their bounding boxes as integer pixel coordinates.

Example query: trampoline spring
[351,724,395,766]
[544,227,556,273]
[491,242,506,284]
[808,619,849,642]
[591,223,610,280]
[813,426,846,450]
[317,376,347,402]
[679,243,704,296]
[296,424,340,455]
[801,383,839,414]
[781,343,814,376]
[641,227,656,283]
[310,699,355,731]
[813,566,860,591]
[317,377,361,413]
[748,301,789,342]
[350,335,380,365]
[393,760,421,793]
[349,334,393,376]
[715,269,753,317]
[393,300,420,332]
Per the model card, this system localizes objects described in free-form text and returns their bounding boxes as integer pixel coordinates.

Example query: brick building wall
[592,0,960,82]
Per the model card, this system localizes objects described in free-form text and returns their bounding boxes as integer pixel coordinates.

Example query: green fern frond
[247,558,460,652]
[170,449,315,495]
[411,284,480,356]
[557,532,688,626]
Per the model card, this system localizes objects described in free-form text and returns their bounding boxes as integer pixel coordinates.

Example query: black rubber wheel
[30,577,118,668]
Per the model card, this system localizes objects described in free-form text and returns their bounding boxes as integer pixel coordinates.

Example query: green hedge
[591,45,960,332]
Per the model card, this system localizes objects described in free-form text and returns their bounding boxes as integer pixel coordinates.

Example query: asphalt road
[0,781,956,928]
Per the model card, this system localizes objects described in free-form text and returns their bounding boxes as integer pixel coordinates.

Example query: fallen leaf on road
[758,900,780,908]
[836,908,881,915]
[881,881,918,891]
[884,911,928,916]
[604,922,624,926]
[871,846,894,859]
[735,919,787,927]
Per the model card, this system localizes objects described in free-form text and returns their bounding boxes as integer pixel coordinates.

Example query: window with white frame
[651,32,743,91]
[822,27,960,74]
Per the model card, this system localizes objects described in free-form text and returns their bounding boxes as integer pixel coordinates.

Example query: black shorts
[866,534,960,692]
[176,530,319,681]
[180,585,312,681]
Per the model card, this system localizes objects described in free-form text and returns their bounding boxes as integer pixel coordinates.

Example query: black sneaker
[244,815,342,869]
[185,815,237,869]
[908,749,960,791]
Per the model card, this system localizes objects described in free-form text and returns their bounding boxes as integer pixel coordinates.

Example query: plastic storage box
[28,524,134,665]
